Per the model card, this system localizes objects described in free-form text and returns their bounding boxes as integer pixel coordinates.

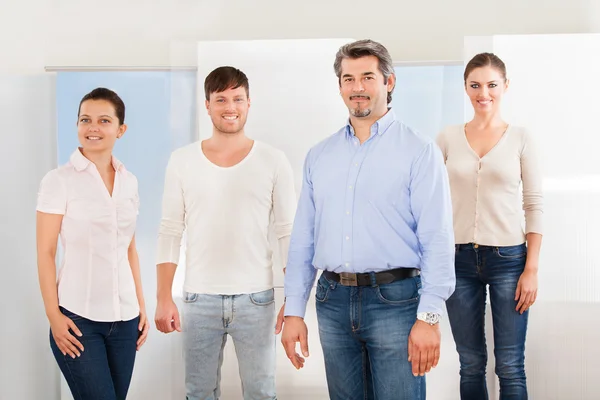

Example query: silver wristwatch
[416,312,441,325]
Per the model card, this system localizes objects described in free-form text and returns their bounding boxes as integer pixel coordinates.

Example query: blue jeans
[446,243,529,400]
[50,307,139,400]
[182,288,276,400]
[315,273,425,400]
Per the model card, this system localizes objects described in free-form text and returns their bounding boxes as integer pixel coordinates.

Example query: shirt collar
[345,108,396,138]
[70,148,125,172]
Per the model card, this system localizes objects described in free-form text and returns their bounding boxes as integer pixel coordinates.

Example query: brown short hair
[464,53,507,83]
[204,66,249,101]
[333,39,395,103]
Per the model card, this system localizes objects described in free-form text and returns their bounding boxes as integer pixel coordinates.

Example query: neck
[350,106,389,143]
[80,148,113,173]
[207,129,250,150]
[469,111,506,130]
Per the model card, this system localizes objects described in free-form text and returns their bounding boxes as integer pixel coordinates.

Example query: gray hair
[333,39,395,104]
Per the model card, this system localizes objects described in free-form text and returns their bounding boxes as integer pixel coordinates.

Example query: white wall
[0,0,597,73]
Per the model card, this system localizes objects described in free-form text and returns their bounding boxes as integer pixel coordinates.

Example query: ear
[247,97,251,109]
[205,99,210,113]
[504,78,510,92]
[387,73,396,93]
[117,123,128,138]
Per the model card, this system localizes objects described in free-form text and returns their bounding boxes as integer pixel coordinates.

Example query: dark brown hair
[204,66,249,101]
[464,52,507,83]
[78,87,125,125]
[333,39,395,104]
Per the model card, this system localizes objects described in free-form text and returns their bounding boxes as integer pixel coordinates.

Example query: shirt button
[345,263,350,267]
[345,236,349,240]
[346,211,350,215]
[349,185,353,189]
[355,163,358,166]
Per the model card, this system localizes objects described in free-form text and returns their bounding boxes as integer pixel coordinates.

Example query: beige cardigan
[436,124,543,246]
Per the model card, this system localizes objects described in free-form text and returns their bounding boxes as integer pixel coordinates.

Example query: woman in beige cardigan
[436,53,543,400]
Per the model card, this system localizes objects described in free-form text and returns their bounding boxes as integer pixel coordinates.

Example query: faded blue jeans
[315,273,425,400]
[446,243,529,400]
[182,288,276,400]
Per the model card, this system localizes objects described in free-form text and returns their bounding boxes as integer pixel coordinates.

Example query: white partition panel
[0,74,59,400]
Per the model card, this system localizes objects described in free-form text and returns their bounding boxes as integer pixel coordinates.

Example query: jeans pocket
[315,275,332,303]
[183,292,198,303]
[376,276,420,305]
[60,307,84,322]
[249,289,275,306]
[495,244,527,259]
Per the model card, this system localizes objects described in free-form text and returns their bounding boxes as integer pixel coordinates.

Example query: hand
[48,310,84,359]
[515,268,538,314]
[154,298,182,333]
[281,316,309,369]
[408,320,441,376]
[137,309,150,350]
[274,304,285,334]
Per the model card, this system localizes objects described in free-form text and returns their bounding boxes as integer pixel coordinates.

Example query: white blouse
[37,148,140,322]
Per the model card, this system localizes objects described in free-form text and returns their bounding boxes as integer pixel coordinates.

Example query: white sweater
[156,140,297,294]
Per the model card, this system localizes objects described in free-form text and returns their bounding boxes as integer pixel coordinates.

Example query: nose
[352,80,365,92]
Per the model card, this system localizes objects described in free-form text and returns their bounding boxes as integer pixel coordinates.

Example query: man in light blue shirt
[281,39,455,400]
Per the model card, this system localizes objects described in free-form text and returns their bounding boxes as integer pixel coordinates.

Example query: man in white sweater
[154,66,297,400]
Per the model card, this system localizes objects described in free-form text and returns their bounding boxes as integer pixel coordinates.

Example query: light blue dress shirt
[284,109,455,318]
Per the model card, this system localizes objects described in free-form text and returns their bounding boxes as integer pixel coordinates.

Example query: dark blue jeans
[315,273,425,400]
[446,243,529,400]
[50,307,139,400]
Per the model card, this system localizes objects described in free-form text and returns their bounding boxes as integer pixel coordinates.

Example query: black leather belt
[322,268,420,287]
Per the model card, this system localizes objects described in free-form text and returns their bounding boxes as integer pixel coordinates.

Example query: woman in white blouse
[36,88,149,400]
[436,53,543,400]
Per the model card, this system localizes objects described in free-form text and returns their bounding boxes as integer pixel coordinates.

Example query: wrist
[524,264,538,272]
[416,312,441,325]
[46,307,62,319]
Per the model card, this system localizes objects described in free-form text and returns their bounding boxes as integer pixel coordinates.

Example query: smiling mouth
[86,136,102,140]
[477,100,492,105]
[222,115,239,120]
[350,96,370,101]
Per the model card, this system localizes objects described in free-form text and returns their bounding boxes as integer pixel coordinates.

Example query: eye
[344,77,353,82]
[235,98,244,102]
[365,76,374,80]
[101,119,110,123]
[79,118,90,123]
[470,84,479,89]
[489,83,497,88]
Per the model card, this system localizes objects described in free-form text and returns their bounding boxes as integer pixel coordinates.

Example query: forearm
[128,248,145,310]
[525,233,542,271]
[37,253,60,318]
[157,263,178,301]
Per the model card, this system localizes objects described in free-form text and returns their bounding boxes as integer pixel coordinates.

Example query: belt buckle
[339,272,358,286]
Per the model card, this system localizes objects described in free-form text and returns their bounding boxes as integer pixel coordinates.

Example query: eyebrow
[469,80,499,84]
[79,114,113,118]
[342,71,377,78]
